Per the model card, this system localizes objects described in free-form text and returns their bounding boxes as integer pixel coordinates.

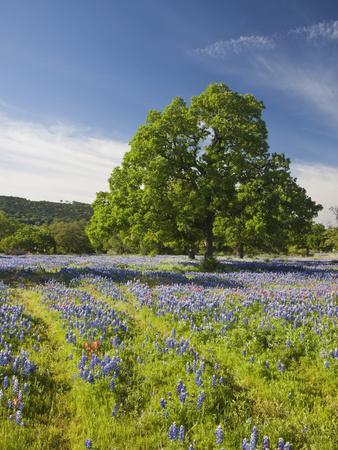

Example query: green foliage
[0,210,20,239]
[0,225,55,254]
[213,154,322,258]
[89,83,322,260]
[289,222,328,255]
[323,227,338,251]
[0,196,92,225]
[49,221,93,254]
[87,192,128,253]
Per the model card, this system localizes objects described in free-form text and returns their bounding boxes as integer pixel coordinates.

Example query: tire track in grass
[17,289,77,450]
[83,282,254,449]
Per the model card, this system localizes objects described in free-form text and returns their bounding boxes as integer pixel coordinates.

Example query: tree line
[0,211,93,254]
[87,83,337,260]
[0,196,92,225]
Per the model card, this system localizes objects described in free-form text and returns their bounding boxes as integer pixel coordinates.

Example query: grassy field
[0,255,337,449]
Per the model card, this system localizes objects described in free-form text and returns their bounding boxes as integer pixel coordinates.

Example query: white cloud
[0,113,129,203]
[290,20,338,41]
[194,19,338,60]
[255,57,338,126]
[194,35,275,57]
[292,162,338,226]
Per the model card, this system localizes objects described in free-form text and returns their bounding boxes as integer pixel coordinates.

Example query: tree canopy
[0,225,55,255]
[88,83,322,259]
[49,221,93,254]
[0,210,20,240]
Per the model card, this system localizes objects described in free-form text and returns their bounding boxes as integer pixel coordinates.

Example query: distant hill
[0,196,92,225]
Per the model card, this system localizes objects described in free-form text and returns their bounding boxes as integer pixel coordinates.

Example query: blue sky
[0,0,337,224]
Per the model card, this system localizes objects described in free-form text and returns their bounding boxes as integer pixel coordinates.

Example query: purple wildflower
[215,425,223,445]
[168,422,178,440]
[179,425,185,441]
[85,439,92,449]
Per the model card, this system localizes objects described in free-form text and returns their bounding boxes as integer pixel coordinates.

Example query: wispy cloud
[194,19,338,58]
[292,162,338,225]
[290,20,338,41]
[194,35,275,57]
[0,113,129,203]
[255,57,338,126]
[192,19,338,131]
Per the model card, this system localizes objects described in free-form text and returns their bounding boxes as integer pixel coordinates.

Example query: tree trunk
[237,243,244,259]
[188,249,196,260]
[204,214,214,260]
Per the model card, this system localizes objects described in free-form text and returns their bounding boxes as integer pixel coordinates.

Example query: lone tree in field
[88,83,321,259]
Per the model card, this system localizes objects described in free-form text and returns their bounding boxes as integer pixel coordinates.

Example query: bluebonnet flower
[242,438,249,450]
[215,425,223,445]
[192,360,197,372]
[179,390,187,404]
[197,391,205,409]
[262,435,269,449]
[160,398,166,409]
[85,438,92,448]
[87,372,94,383]
[176,380,184,394]
[277,438,285,449]
[277,361,285,373]
[111,404,118,417]
[168,422,178,440]
[179,425,185,441]
[250,426,258,449]
[15,410,22,425]
[195,374,203,387]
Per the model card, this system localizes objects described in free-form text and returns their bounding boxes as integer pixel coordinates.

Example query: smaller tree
[0,210,20,240]
[217,154,322,257]
[306,223,327,252]
[0,225,55,254]
[50,221,93,254]
[86,192,127,253]
[323,227,338,252]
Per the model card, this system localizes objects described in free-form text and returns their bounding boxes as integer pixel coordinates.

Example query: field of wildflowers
[0,254,337,449]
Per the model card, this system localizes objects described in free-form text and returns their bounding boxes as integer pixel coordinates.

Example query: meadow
[0,254,336,450]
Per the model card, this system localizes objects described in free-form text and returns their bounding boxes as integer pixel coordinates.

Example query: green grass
[0,273,336,449]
